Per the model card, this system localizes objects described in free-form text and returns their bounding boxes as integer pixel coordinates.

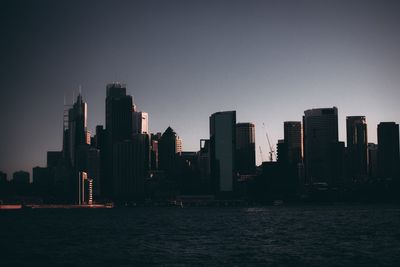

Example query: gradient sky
[1,0,400,179]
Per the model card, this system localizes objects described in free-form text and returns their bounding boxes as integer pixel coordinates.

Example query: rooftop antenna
[78,84,82,95]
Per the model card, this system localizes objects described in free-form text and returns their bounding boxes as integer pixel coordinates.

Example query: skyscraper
[106,83,133,143]
[346,116,368,183]
[303,107,339,185]
[210,111,236,194]
[158,127,180,173]
[67,94,88,169]
[283,121,303,164]
[112,138,145,201]
[235,122,255,174]
[368,143,378,180]
[104,82,133,198]
[377,122,400,181]
[132,106,149,134]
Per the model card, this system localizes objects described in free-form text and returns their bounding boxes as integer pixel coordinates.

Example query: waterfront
[1,205,400,266]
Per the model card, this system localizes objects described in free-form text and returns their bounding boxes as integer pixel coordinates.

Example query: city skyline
[1,0,400,177]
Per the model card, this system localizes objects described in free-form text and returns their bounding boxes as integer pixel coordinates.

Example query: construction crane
[262,123,276,162]
[259,146,264,162]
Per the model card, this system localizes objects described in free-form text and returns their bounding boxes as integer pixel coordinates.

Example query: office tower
[346,116,368,183]
[132,105,149,134]
[378,122,400,181]
[112,137,146,201]
[210,111,236,194]
[283,121,303,164]
[67,94,89,169]
[106,83,133,142]
[303,107,339,185]
[104,82,133,197]
[12,171,30,184]
[368,143,378,180]
[235,123,256,174]
[158,127,180,173]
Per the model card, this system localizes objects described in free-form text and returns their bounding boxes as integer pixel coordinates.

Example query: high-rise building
[112,137,146,201]
[346,116,368,183]
[158,127,180,173]
[67,94,88,169]
[283,121,303,164]
[210,111,236,194]
[150,133,162,170]
[368,143,378,180]
[199,139,211,179]
[132,106,149,134]
[106,83,133,143]
[104,82,133,198]
[303,107,339,185]
[377,122,400,181]
[235,123,255,174]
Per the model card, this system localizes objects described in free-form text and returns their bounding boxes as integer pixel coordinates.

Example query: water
[1,205,400,266]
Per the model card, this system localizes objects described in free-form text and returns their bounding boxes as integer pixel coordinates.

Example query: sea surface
[1,205,400,266]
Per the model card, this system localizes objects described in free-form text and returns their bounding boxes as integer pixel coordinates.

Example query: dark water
[1,205,400,266]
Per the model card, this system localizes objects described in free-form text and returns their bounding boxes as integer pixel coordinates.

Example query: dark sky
[1,0,400,179]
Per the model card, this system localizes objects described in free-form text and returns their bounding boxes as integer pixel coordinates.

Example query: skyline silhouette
[1,0,400,178]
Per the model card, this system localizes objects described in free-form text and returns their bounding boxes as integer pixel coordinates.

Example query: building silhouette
[67,94,89,169]
[210,111,236,195]
[377,122,400,181]
[303,107,339,186]
[132,105,149,134]
[368,143,378,180]
[104,83,133,198]
[158,127,180,174]
[346,116,368,183]
[235,123,255,174]
[150,133,162,170]
[112,138,145,201]
[283,121,303,165]
[13,171,30,184]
